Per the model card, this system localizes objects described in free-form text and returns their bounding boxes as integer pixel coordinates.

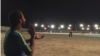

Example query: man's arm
[26,35,44,43]
[26,23,44,56]
[25,37,37,43]
[16,33,32,55]
[26,39,31,43]
[29,35,35,56]
[28,23,36,56]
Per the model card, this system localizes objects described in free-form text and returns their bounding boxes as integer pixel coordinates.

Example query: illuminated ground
[1,32,100,56]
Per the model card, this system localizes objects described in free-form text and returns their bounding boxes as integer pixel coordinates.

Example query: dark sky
[1,0,100,28]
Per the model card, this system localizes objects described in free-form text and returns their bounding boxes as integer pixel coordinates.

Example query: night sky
[1,0,100,29]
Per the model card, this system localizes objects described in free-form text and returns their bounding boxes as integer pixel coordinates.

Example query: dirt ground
[1,32,100,56]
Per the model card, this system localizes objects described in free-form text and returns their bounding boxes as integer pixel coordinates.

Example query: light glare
[35,23,38,27]
[60,25,64,28]
[88,25,90,27]
[94,24,98,28]
[41,25,44,27]
[44,27,46,30]
[80,24,83,27]
[96,27,98,30]
[51,25,55,28]
[82,28,84,30]
[58,27,60,29]
[87,28,89,30]
[69,24,71,27]
[68,27,70,29]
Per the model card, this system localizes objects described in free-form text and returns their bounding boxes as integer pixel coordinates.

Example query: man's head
[8,10,26,28]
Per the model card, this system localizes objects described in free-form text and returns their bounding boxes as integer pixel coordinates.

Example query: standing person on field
[3,10,44,56]
[69,27,73,37]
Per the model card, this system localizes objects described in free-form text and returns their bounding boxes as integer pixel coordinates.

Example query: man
[3,10,44,56]
[69,27,72,37]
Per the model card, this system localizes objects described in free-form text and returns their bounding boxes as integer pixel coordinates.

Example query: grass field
[1,32,100,56]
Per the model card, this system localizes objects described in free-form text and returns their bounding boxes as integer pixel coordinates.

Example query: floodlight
[82,28,84,30]
[94,24,98,28]
[96,27,98,30]
[58,27,60,29]
[60,25,64,28]
[80,24,83,27]
[68,27,70,29]
[69,24,72,27]
[87,28,89,30]
[51,25,55,28]
[44,27,46,30]
[41,24,44,27]
[88,25,90,27]
[35,23,38,27]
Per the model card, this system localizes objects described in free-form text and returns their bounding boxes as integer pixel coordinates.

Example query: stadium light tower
[51,25,55,29]
[41,24,44,28]
[60,25,64,28]
[82,28,84,30]
[80,24,83,27]
[34,23,38,27]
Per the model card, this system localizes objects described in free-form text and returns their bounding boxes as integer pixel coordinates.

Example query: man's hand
[35,34,44,39]
[26,34,44,43]
[28,23,35,36]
